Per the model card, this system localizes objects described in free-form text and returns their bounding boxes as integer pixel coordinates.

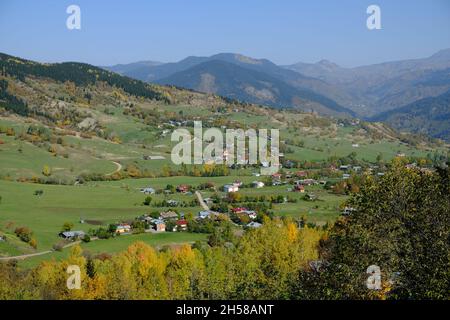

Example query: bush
[82,234,91,243]
[61,222,74,232]
[14,226,33,243]
[52,242,65,251]
[29,238,38,249]
[143,196,152,206]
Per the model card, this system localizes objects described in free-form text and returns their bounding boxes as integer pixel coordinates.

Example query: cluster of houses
[140,184,192,195]
[223,180,266,193]
[198,208,261,229]
[231,207,258,220]
[139,211,188,232]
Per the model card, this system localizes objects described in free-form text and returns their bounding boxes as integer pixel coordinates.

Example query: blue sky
[0,0,449,67]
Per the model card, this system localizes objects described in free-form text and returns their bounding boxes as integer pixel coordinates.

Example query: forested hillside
[372,90,450,141]
[0,53,167,102]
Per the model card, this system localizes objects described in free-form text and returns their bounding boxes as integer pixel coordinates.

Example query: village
[56,162,393,243]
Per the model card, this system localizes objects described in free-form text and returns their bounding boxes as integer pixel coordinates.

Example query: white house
[247,222,262,229]
[59,231,85,240]
[198,211,213,219]
[140,187,155,194]
[252,181,265,188]
[224,184,239,193]
[116,224,131,234]
[243,210,257,220]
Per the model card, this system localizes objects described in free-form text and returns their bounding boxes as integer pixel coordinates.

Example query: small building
[233,180,243,187]
[296,171,308,178]
[298,179,316,186]
[231,207,247,214]
[176,219,188,231]
[247,222,262,229]
[243,210,257,220]
[116,224,131,234]
[294,184,305,193]
[152,219,166,232]
[176,185,190,193]
[304,193,317,201]
[160,211,178,220]
[167,199,179,207]
[59,231,85,240]
[198,210,214,219]
[252,181,265,188]
[272,173,282,181]
[342,174,351,179]
[140,187,155,194]
[224,184,239,193]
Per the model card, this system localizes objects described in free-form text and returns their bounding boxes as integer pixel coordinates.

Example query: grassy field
[0,174,346,263]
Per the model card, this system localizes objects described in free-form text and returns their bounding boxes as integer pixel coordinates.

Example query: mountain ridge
[156,59,356,116]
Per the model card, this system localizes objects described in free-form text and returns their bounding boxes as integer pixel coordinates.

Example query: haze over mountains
[105,53,357,117]
[104,49,450,141]
[285,49,450,115]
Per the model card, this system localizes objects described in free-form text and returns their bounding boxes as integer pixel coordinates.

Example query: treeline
[0,219,322,300]
[0,53,167,102]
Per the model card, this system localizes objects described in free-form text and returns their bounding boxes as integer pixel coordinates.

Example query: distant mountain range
[104,60,163,75]
[105,53,356,116]
[285,49,450,114]
[104,49,450,140]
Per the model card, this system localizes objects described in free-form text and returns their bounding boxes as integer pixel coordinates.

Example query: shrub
[29,238,38,249]
[143,196,152,206]
[52,242,65,251]
[61,222,74,232]
[14,227,33,243]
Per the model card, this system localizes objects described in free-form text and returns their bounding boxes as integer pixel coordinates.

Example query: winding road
[106,161,122,176]
[195,191,210,211]
[0,239,96,261]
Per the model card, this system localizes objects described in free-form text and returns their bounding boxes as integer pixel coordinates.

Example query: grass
[0,174,346,260]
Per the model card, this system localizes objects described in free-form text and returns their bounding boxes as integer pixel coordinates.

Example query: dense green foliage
[297,160,450,299]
